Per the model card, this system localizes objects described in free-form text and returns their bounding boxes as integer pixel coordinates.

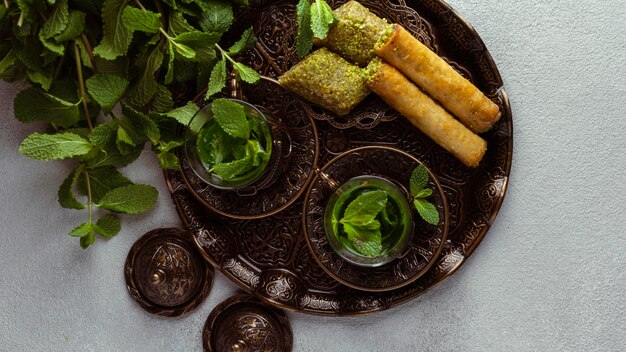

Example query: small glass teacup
[321,174,414,268]
[184,99,289,193]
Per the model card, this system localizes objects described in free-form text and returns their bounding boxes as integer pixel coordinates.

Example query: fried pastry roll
[365,59,486,167]
[375,25,501,133]
[279,48,369,116]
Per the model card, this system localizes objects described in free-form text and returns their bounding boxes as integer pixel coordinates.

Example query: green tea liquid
[196,111,273,186]
[328,176,412,256]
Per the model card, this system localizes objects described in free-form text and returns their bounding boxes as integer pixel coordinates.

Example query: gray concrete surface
[1,0,626,351]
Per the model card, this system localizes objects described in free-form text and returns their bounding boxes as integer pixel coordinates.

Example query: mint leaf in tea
[196,99,272,183]
[334,185,407,258]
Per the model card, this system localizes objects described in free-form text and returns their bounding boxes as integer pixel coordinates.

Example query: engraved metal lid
[203,294,293,352]
[124,227,214,317]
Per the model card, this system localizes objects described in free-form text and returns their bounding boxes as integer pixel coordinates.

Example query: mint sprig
[296,0,336,58]
[410,165,440,225]
[205,27,260,99]
[339,190,388,258]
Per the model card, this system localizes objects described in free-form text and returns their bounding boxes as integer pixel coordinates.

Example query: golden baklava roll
[279,48,369,116]
[375,25,501,133]
[365,59,487,167]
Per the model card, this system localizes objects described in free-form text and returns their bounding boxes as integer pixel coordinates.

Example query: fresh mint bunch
[0,0,260,248]
[410,165,440,225]
[296,0,336,57]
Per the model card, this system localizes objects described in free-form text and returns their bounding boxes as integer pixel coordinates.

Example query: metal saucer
[203,294,293,352]
[124,228,214,317]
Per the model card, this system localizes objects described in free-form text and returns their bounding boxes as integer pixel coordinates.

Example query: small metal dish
[124,228,214,317]
[202,294,293,352]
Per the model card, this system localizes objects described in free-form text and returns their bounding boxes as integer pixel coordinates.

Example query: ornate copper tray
[165,0,512,315]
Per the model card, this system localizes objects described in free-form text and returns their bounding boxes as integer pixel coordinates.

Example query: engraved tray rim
[164,0,513,316]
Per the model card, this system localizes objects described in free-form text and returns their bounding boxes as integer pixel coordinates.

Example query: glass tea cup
[184,99,289,193]
[320,173,414,267]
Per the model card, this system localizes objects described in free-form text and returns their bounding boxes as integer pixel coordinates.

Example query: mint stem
[159,27,172,40]
[192,86,208,103]
[52,53,66,81]
[215,44,236,65]
[79,34,97,72]
[73,41,93,130]
[152,0,166,25]
[17,11,24,27]
[133,0,147,10]
[82,169,93,225]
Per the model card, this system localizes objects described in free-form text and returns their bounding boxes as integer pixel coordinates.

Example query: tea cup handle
[236,186,258,197]
[315,168,340,190]
[229,72,244,99]
[229,74,281,99]
[267,119,292,160]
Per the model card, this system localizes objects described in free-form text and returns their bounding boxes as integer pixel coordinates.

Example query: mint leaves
[296,0,336,57]
[19,132,95,160]
[61,167,156,248]
[93,0,133,60]
[341,190,388,225]
[338,190,389,258]
[207,28,260,99]
[310,0,335,39]
[58,165,86,210]
[40,0,69,40]
[296,0,313,57]
[2,0,260,248]
[334,166,441,258]
[212,99,250,139]
[97,184,158,214]
[86,74,129,111]
[196,99,270,182]
[121,7,161,33]
[69,214,122,249]
[14,88,81,128]
[410,165,440,225]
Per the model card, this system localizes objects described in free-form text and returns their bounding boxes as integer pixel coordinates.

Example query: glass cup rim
[323,175,415,268]
[183,98,274,190]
